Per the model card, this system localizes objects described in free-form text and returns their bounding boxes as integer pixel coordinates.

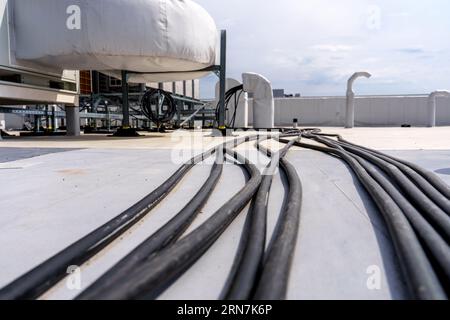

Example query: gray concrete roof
[0,128,449,300]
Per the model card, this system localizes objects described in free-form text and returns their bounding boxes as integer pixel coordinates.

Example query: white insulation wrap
[242,72,274,129]
[11,0,218,83]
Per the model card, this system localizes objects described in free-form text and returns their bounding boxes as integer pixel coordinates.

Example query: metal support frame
[217,30,227,130]
[123,30,228,131]
[45,105,50,130]
[51,106,57,131]
[34,109,41,133]
[121,70,130,128]
[15,30,227,136]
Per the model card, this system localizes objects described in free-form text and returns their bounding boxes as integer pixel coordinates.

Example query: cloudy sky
[194,0,450,98]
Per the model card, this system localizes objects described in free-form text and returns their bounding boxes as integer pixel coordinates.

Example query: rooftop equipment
[11,0,218,83]
[242,72,275,129]
[0,0,78,107]
[428,90,450,127]
[345,71,372,128]
[4,0,229,135]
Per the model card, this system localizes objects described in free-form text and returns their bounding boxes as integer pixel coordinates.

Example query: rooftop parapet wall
[247,95,450,127]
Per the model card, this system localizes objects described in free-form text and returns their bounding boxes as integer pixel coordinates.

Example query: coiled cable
[141,89,176,127]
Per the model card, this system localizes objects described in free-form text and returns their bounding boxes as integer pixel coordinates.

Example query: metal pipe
[121,70,130,128]
[242,72,275,129]
[218,30,227,130]
[66,105,80,136]
[345,72,371,128]
[428,90,450,127]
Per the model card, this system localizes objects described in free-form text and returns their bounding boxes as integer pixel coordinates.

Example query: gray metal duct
[346,72,372,128]
[428,90,450,127]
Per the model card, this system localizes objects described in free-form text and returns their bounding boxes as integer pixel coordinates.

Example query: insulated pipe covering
[11,0,218,83]
[242,72,274,129]
[345,72,371,128]
[428,90,450,127]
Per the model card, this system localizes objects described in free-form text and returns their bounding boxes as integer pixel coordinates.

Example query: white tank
[10,0,218,83]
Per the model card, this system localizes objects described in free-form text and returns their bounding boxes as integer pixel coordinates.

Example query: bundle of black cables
[141,89,177,127]
[215,84,244,128]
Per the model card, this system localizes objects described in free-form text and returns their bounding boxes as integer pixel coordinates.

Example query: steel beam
[218,30,227,129]
[121,70,130,128]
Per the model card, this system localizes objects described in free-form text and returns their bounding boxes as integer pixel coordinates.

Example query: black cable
[317,133,450,200]
[141,89,176,127]
[306,135,450,242]
[305,134,450,291]
[230,90,244,128]
[0,133,264,300]
[352,155,450,283]
[221,135,301,300]
[280,136,447,300]
[293,136,450,283]
[252,137,303,300]
[333,139,450,214]
[76,151,224,299]
[77,148,262,300]
[215,85,244,128]
[3,126,448,301]
[0,162,196,300]
[0,135,258,300]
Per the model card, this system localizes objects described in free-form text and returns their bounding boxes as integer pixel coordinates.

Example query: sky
[194,0,450,98]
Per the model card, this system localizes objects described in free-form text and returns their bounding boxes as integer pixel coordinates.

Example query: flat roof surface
[2,126,450,150]
[0,127,449,300]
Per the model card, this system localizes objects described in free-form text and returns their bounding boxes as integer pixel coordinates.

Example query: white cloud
[311,45,354,52]
[194,0,450,97]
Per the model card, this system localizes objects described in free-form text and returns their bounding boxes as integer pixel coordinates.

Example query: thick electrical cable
[252,137,303,300]
[293,136,450,283]
[3,126,449,301]
[77,151,225,299]
[0,161,197,300]
[141,88,177,127]
[0,134,262,300]
[77,148,262,300]
[279,136,448,300]
[305,134,450,242]
[326,138,450,214]
[221,135,301,300]
[215,85,244,128]
[316,133,450,200]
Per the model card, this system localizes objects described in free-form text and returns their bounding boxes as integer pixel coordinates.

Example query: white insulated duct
[428,90,450,127]
[242,72,274,129]
[10,0,218,83]
[215,78,248,128]
[345,72,371,128]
